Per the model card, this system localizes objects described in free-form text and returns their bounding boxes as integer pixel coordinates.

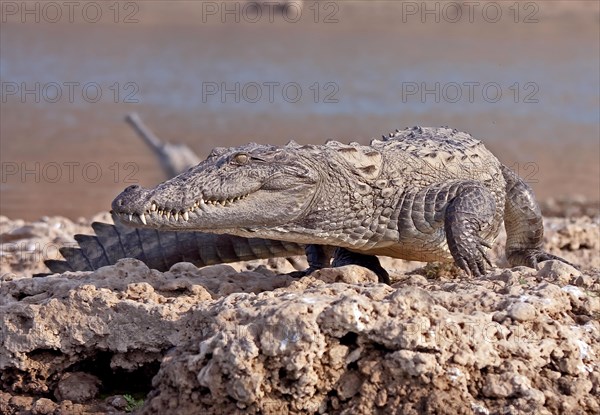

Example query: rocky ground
[0,206,598,414]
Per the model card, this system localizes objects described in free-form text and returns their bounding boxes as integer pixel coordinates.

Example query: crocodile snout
[111,184,150,214]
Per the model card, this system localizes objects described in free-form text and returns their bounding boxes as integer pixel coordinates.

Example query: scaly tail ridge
[44,212,305,273]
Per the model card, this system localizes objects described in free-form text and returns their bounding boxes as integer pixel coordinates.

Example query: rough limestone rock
[54,372,101,403]
[0,213,599,414]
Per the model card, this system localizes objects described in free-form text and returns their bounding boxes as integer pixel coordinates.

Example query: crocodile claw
[507,249,579,271]
[454,238,492,278]
[448,229,494,279]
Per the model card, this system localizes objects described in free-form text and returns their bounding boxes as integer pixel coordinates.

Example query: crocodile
[45,126,574,283]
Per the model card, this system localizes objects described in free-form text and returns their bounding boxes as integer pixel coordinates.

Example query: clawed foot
[332,248,391,284]
[288,262,391,284]
[451,235,493,278]
[507,249,579,270]
[443,182,497,279]
[287,267,320,279]
[446,212,494,278]
[288,248,391,284]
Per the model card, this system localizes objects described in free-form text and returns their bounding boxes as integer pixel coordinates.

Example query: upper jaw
[113,191,253,227]
[111,179,263,227]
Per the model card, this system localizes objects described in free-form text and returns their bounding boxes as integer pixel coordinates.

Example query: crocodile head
[111,143,320,232]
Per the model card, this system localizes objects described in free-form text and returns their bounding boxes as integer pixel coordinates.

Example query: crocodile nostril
[125,185,140,191]
[116,199,124,206]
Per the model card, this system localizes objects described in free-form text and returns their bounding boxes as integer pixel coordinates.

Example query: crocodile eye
[232,153,250,165]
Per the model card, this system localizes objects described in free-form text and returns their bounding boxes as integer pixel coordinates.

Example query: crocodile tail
[43,212,305,273]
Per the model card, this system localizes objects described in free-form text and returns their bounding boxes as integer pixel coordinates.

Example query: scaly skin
[44,214,305,273]
[47,127,574,281]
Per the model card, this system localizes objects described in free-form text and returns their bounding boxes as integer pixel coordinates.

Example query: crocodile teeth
[174,212,179,221]
[150,203,157,211]
[128,214,133,222]
[166,211,171,219]
[182,211,189,221]
[140,213,147,225]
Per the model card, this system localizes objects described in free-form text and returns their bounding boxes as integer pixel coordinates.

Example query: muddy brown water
[1,2,598,220]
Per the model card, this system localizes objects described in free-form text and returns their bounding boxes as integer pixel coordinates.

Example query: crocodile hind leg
[444,181,496,278]
[288,244,335,278]
[306,244,335,272]
[332,248,390,284]
[289,245,390,284]
[501,165,576,269]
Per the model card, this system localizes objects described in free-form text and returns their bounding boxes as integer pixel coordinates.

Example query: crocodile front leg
[501,165,578,269]
[444,181,495,278]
